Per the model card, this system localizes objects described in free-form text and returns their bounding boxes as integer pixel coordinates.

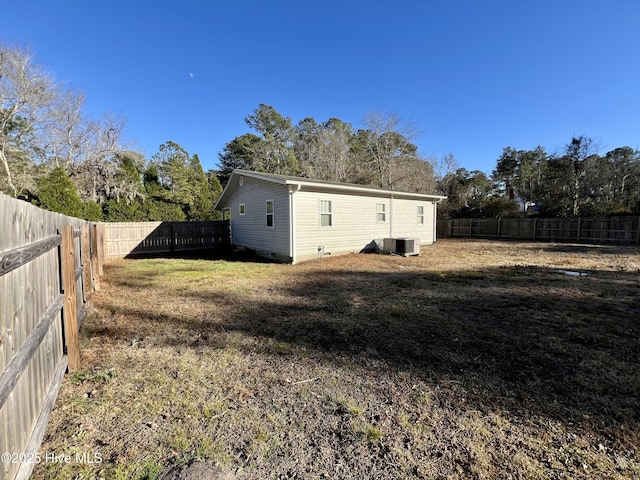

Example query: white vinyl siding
[225,176,290,258]
[392,198,434,242]
[296,193,389,259]
[294,193,435,262]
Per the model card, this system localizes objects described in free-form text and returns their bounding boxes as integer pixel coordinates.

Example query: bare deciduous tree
[362,111,434,192]
[0,44,55,197]
[434,152,459,181]
[65,112,128,203]
[0,44,133,203]
[296,118,354,182]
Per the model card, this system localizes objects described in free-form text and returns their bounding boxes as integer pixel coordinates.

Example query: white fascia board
[284,179,447,201]
[235,170,289,185]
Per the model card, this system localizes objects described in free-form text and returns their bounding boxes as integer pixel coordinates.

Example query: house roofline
[214,169,447,210]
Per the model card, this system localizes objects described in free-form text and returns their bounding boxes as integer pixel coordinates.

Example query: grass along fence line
[31,239,640,479]
[438,216,640,244]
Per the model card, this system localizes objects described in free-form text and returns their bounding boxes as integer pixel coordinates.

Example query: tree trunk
[0,145,18,197]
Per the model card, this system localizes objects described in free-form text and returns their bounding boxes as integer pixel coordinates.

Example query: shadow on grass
[521,242,640,256]
[94,259,640,430]
[122,248,278,263]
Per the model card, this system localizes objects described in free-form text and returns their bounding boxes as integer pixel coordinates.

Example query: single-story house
[214,169,447,263]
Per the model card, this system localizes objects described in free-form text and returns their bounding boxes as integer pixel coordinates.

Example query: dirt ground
[32,239,640,479]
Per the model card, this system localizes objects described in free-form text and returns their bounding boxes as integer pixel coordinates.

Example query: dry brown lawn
[32,239,640,479]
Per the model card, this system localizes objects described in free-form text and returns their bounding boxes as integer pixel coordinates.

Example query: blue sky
[3,0,639,175]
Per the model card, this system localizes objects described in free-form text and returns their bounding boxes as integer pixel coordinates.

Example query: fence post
[80,223,93,316]
[533,218,537,240]
[577,217,582,242]
[96,223,105,276]
[61,225,80,372]
[91,224,101,292]
[497,218,502,238]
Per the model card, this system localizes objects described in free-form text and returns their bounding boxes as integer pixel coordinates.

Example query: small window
[239,203,245,215]
[266,200,274,228]
[320,200,332,227]
[377,203,386,222]
[417,205,425,225]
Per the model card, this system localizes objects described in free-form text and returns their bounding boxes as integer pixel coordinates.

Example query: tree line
[439,137,640,219]
[2,44,638,221]
[0,44,222,221]
[218,104,436,193]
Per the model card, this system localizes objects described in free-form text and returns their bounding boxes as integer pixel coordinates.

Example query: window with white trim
[266,200,274,227]
[320,200,332,227]
[239,203,245,215]
[377,203,386,222]
[417,205,425,225]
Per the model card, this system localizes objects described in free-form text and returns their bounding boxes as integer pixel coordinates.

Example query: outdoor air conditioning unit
[383,237,420,256]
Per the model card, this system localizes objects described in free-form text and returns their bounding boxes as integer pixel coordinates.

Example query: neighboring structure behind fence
[0,193,105,480]
[104,221,231,258]
[437,216,640,244]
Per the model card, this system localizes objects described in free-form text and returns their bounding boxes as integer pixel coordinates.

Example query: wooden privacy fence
[437,216,640,244]
[0,193,105,480]
[104,220,230,258]
[1,199,228,479]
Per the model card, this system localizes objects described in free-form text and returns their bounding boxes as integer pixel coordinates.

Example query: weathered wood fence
[104,221,230,258]
[437,216,640,244]
[1,197,230,479]
[0,193,105,480]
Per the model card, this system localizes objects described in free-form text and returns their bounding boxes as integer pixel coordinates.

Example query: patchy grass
[33,239,640,479]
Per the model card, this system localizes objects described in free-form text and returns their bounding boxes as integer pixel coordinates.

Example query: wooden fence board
[0,236,61,277]
[14,356,67,480]
[0,295,64,411]
[61,226,80,372]
[0,193,100,480]
[104,220,230,258]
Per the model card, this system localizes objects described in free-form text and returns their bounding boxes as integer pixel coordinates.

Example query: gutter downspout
[433,198,444,243]
[389,194,394,238]
[288,184,301,263]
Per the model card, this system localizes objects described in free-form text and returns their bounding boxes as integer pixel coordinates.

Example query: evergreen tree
[142,160,186,221]
[244,104,299,175]
[103,198,146,221]
[82,201,104,221]
[36,167,84,218]
[217,133,261,184]
[187,154,214,220]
